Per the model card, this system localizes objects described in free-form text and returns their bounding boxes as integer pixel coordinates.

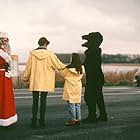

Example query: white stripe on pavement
[15,95,62,99]
[15,91,140,99]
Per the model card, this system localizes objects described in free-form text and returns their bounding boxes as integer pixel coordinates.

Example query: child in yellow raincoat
[60,53,85,126]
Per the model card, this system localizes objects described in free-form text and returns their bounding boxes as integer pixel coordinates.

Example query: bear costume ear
[93,32,103,46]
[89,32,103,41]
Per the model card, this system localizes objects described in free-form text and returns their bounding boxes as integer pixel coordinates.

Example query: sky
[0,0,140,62]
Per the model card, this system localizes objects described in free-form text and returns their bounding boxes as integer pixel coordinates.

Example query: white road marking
[15,91,140,99]
[15,95,62,99]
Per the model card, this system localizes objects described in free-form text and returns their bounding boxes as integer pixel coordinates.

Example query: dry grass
[104,69,138,86]
[13,69,138,88]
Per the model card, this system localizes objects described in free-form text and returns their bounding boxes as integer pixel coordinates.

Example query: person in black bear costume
[81,32,108,123]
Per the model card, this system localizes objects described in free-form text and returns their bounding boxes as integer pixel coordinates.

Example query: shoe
[65,120,77,126]
[82,117,97,123]
[31,118,37,128]
[75,120,80,125]
[39,119,46,128]
[82,117,96,123]
[97,115,108,122]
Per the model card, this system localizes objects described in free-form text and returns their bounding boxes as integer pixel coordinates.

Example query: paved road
[1,86,140,140]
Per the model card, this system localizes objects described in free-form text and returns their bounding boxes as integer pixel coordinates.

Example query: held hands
[22,74,29,82]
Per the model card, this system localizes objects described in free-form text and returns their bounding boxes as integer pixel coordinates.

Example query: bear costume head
[81,32,103,49]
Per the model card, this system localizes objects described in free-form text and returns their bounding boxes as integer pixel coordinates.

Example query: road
[1,86,140,140]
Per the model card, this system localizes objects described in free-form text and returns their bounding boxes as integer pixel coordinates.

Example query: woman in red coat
[0,38,17,126]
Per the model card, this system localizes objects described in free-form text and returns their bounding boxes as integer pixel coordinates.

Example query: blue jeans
[67,101,81,121]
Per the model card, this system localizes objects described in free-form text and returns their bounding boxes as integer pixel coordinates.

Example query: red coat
[0,48,17,126]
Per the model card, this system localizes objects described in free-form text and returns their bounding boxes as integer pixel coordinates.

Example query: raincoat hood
[31,49,49,60]
[68,68,80,74]
[23,48,65,92]
[68,66,85,75]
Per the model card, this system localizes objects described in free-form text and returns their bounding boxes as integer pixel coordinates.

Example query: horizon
[17,52,140,63]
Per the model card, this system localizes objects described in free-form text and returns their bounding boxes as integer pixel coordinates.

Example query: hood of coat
[67,68,81,75]
[31,49,49,60]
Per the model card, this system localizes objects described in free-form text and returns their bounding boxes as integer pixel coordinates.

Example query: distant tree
[55,53,140,64]
[102,54,140,64]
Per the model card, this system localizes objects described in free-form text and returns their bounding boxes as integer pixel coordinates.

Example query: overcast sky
[0,0,139,62]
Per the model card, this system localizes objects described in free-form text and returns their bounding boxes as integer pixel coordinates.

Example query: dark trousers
[32,91,48,121]
[85,86,107,118]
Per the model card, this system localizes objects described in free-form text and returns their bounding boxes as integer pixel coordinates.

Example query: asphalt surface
[1,86,140,140]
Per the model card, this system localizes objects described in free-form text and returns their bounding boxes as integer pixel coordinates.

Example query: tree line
[56,53,140,64]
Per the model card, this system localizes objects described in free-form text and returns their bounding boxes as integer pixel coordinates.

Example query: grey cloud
[78,0,140,17]
[76,0,140,43]
[0,0,140,57]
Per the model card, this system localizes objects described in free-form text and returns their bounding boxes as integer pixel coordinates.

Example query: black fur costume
[82,32,107,122]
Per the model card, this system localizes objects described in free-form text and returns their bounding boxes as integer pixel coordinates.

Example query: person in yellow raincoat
[60,53,85,126]
[23,37,65,128]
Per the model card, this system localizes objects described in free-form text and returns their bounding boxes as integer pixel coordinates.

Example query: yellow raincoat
[60,65,85,103]
[23,49,65,92]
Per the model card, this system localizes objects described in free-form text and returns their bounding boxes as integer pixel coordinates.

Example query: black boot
[39,92,47,128]
[31,91,39,128]
[97,90,108,122]
[39,119,46,128]
[82,117,97,123]
[97,113,108,122]
[82,113,97,123]
[82,103,97,123]
[31,118,37,128]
